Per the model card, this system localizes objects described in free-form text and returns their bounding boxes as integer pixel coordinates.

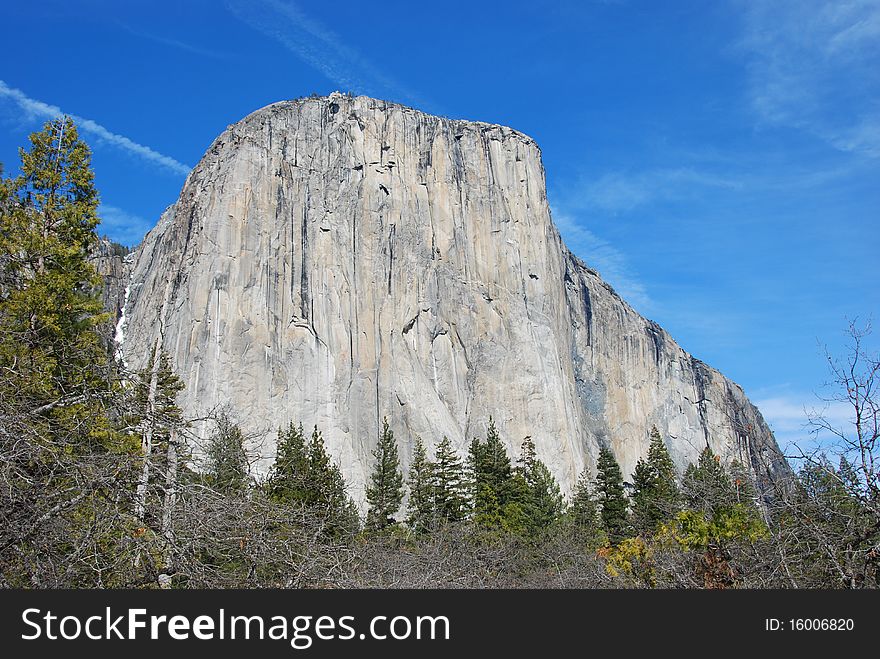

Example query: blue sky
[1,0,877,455]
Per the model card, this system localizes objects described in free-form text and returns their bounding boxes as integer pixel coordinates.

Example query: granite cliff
[107,93,788,503]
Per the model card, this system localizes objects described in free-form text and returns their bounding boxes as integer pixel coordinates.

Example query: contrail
[226,0,431,110]
[0,80,191,176]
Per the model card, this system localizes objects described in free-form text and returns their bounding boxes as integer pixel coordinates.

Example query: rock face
[91,239,130,318]
[114,94,788,503]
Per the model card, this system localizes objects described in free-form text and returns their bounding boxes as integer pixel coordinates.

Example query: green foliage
[569,468,603,542]
[125,347,184,442]
[0,118,107,399]
[405,436,435,532]
[771,456,878,588]
[799,457,863,520]
[599,537,654,586]
[265,422,309,502]
[365,417,405,531]
[631,426,680,534]
[305,426,360,535]
[596,446,630,543]
[469,417,513,499]
[661,506,768,550]
[515,436,564,536]
[265,424,359,536]
[0,118,111,427]
[663,447,769,587]
[0,118,140,586]
[683,446,733,513]
[433,436,469,523]
[469,417,518,531]
[204,414,250,493]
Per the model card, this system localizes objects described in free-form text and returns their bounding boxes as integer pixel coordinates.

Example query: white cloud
[737,0,880,158]
[755,392,854,455]
[570,167,741,214]
[0,80,191,176]
[98,204,153,247]
[552,207,651,310]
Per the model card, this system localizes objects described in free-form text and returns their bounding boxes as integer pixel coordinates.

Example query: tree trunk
[158,429,179,588]
[134,337,163,521]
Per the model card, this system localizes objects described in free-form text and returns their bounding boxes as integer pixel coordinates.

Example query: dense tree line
[1,120,877,588]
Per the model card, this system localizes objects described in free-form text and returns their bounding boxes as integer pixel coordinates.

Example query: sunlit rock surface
[113,94,788,503]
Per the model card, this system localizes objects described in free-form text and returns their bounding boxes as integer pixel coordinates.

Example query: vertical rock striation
[114,94,788,502]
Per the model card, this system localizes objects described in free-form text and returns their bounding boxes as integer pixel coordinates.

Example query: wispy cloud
[0,80,191,176]
[98,204,153,247]
[120,24,230,60]
[552,206,651,310]
[565,167,742,214]
[225,0,428,108]
[754,389,854,455]
[737,0,880,158]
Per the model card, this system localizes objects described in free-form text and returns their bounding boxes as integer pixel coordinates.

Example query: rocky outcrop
[92,239,129,316]
[113,94,788,503]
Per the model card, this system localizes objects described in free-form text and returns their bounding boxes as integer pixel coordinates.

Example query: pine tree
[570,468,601,535]
[0,117,111,429]
[516,436,563,534]
[129,346,185,521]
[405,436,435,532]
[264,424,359,535]
[469,417,514,521]
[433,436,469,523]
[784,456,871,587]
[631,426,680,534]
[365,417,405,531]
[305,426,360,535]
[122,346,186,581]
[673,447,767,588]
[0,118,138,585]
[265,422,310,503]
[596,446,629,543]
[682,445,733,514]
[204,414,249,493]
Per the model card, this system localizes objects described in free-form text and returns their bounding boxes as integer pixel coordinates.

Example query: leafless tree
[763,320,880,588]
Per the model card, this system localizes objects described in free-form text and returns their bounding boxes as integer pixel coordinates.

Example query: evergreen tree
[0,118,138,585]
[204,414,249,493]
[671,448,767,588]
[305,426,360,535]
[780,456,873,587]
[631,426,680,534]
[365,417,405,531]
[135,349,185,435]
[0,117,107,392]
[0,117,112,433]
[265,422,310,503]
[596,446,629,543]
[728,460,758,507]
[515,436,564,534]
[264,424,359,535]
[630,460,655,526]
[682,445,733,514]
[433,436,469,523]
[469,417,514,521]
[128,346,185,521]
[570,468,601,535]
[123,346,187,584]
[405,436,435,532]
